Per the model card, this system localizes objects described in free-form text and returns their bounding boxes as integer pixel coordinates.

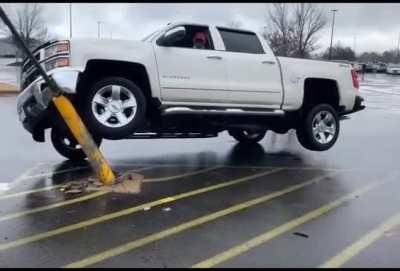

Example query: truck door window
[217,28,264,54]
[159,25,214,50]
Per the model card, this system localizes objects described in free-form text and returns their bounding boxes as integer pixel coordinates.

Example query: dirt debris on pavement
[59,170,144,195]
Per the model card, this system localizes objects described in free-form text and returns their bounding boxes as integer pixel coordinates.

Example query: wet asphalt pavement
[0,73,400,267]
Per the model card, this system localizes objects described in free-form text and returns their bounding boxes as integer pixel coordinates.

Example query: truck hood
[68,38,154,67]
[69,38,150,53]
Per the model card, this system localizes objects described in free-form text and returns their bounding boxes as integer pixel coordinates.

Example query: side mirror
[157,26,186,46]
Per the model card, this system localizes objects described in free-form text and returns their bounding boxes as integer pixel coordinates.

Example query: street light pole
[397,32,400,63]
[353,35,357,57]
[97,21,102,39]
[329,9,338,60]
[69,3,72,39]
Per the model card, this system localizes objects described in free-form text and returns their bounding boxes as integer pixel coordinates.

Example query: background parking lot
[0,73,400,267]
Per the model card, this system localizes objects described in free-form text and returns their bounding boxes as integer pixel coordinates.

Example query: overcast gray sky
[3,3,400,55]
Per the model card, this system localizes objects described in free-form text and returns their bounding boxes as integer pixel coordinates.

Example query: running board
[125,132,218,139]
[162,107,285,116]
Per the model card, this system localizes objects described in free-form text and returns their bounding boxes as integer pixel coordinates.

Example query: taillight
[351,69,359,89]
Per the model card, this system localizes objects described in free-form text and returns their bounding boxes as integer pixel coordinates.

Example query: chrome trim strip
[162,107,285,116]
[162,87,281,94]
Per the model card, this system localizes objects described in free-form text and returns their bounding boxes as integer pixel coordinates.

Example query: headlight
[44,42,69,59]
[45,57,70,71]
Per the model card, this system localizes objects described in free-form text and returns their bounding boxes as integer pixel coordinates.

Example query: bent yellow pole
[0,6,115,185]
[52,95,116,185]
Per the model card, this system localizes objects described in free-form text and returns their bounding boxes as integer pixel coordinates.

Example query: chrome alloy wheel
[91,85,137,128]
[312,110,336,144]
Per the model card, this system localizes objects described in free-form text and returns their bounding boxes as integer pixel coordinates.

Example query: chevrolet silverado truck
[17,22,365,160]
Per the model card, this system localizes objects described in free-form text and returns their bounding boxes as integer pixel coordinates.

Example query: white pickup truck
[17,22,365,160]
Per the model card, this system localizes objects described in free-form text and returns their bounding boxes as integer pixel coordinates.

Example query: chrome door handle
[207,56,222,60]
[262,60,276,65]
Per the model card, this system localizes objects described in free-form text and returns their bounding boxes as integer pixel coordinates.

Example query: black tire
[51,128,102,161]
[296,103,339,151]
[79,77,147,140]
[228,129,267,144]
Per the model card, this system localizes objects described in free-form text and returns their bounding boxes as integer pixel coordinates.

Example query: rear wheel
[296,103,339,151]
[51,128,102,161]
[228,129,267,144]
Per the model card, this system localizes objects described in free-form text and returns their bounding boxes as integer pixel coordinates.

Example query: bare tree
[263,3,296,56]
[227,20,242,29]
[1,4,50,58]
[264,3,327,58]
[292,3,327,58]
[322,41,356,61]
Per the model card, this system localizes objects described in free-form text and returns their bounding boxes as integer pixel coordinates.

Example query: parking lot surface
[0,73,400,267]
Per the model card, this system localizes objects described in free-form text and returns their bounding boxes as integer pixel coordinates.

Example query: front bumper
[17,68,81,134]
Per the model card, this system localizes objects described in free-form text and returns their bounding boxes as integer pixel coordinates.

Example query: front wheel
[296,103,339,151]
[228,129,267,144]
[79,77,147,140]
[51,128,102,161]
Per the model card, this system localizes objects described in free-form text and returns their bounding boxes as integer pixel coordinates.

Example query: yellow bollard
[0,6,115,185]
[52,95,116,185]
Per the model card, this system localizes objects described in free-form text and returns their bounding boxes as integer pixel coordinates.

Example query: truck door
[216,27,283,108]
[154,24,228,105]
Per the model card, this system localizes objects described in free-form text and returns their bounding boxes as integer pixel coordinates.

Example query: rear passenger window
[217,28,264,54]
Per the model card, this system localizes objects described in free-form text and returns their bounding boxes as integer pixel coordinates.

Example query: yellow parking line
[0,166,88,195]
[0,184,64,200]
[113,162,359,172]
[64,172,334,268]
[16,165,214,185]
[143,166,223,182]
[16,166,89,182]
[0,165,155,200]
[0,164,43,193]
[0,190,109,222]
[26,164,158,181]
[319,211,400,268]
[0,166,157,221]
[192,180,388,268]
[0,168,282,251]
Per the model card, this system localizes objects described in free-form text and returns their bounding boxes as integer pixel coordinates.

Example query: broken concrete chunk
[60,170,145,195]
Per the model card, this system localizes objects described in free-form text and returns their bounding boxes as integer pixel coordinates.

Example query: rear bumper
[352,95,366,113]
[340,95,365,117]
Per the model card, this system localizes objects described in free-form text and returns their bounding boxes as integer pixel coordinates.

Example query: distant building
[0,36,44,58]
[0,38,17,57]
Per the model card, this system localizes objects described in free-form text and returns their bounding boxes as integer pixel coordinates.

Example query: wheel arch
[301,77,341,112]
[76,59,157,108]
